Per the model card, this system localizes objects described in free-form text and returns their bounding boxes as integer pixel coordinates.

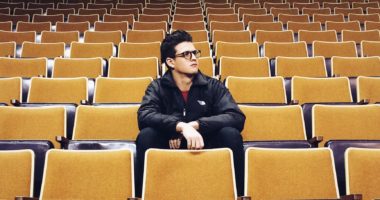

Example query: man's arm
[138,82,181,135]
[197,81,246,135]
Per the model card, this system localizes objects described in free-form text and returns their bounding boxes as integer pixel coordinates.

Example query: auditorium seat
[209,21,245,35]
[271,8,299,19]
[0,30,35,46]
[138,14,169,23]
[21,42,65,59]
[0,21,11,31]
[219,57,270,81]
[87,3,113,13]
[198,57,215,77]
[334,8,363,17]
[291,76,353,105]
[14,8,43,19]
[357,76,380,103]
[110,8,139,19]
[361,40,380,56]
[118,42,161,61]
[72,105,139,140]
[70,41,114,59]
[57,2,84,14]
[313,13,344,25]
[27,3,54,13]
[239,105,307,141]
[256,30,294,46]
[0,14,29,24]
[132,21,167,32]
[331,56,380,77]
[326,21,361,34]
[39,149,135,199]
[248,22,283,38]
[143,148,236,200]
[104,14,134,26]
[28,77,88,104]
[348,13,380,24]
[41,31,79,45]
[215,41,259,63]
[142,7,171,16]
[0,41,16,57]
[208,13,239,23]
[171,21,206,31]
[0,106,66,148]
[226,76,287,104]
[342,30,380,44]
[193,41,211,57]
[212,30,251,48]
[276,56,327,78]
[238,8,267,20]
[0,57,47,78]
[108,57,158,78]
[53,57,103,78]
[32,14,64,26]
[56,21,89,34]
[313,104,380,147]
[234,3,261,14]
[207,7,234,15]
[0,77,22,105]
[264,42,308,71]
[46,8,75,20]
[125,30,165,43]
[345,148,380,200]
[186,30,209,42]
[78,8,106,19]
[172,14,204,22]
[243,14,274,27]
[287,21,322,33]
[93,77,152,103]
[68,13,99,26]
[303,8,331,16]
[0,150,34,200]
[245,148,339,199]
[84,30,123,46]
[94,21,129,36]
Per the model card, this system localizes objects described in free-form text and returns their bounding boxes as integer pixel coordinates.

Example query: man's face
[168,42,199,75]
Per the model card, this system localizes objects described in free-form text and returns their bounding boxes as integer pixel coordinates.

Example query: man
[136,30,245,197]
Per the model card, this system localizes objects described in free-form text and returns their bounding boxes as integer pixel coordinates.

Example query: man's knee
[217,127,243,145]
[136,127,162,148]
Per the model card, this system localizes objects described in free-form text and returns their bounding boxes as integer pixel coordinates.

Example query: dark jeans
[135,127,245,197]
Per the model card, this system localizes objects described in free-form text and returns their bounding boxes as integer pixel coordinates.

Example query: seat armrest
[15,197,38,200]
[341,194,362,200]
[308,136,323,147]
[127,198,142,200]
[237,196,251,200]
[56,136,69,149]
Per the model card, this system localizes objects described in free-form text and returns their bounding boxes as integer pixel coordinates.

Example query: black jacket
[138,71,245,138]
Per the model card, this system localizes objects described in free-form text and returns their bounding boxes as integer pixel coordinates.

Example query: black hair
[161,30,193,69]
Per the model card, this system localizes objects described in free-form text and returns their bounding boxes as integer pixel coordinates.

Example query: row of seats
[1,101,379,143]
[2,41,380,77]
[2,143,380,199]
[0,74,379,105]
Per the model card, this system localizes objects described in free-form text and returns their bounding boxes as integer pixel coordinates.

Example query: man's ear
[166,57,175,69]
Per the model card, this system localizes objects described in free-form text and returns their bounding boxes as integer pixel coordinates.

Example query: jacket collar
[161,70,208,88]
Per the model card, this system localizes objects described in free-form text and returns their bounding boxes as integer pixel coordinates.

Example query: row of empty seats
[3,146,380,199]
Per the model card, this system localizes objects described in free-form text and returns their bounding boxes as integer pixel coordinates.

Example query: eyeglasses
[175,50,201,60]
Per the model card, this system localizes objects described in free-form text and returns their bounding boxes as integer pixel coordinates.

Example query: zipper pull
[183,108,186,117]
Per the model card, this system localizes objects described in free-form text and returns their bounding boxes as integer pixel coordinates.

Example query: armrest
[341,194,362,200]
[127,198,142,200]
[358,99,369,105]
[11,99,21,106]
[15,197,38,200]
[308,136,323,147]
[237,196,251,200]
[289,99,299,105]
[56,136,69,149]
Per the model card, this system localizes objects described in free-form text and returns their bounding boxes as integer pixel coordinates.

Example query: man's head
[161,30,200,75]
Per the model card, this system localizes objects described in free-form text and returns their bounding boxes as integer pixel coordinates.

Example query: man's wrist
[176,122,186,134]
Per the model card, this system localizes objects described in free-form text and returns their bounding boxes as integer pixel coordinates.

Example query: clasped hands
[170,121,204,150]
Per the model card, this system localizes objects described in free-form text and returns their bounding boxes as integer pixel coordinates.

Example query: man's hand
[176,122,204,150]
[169,138,181,149]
